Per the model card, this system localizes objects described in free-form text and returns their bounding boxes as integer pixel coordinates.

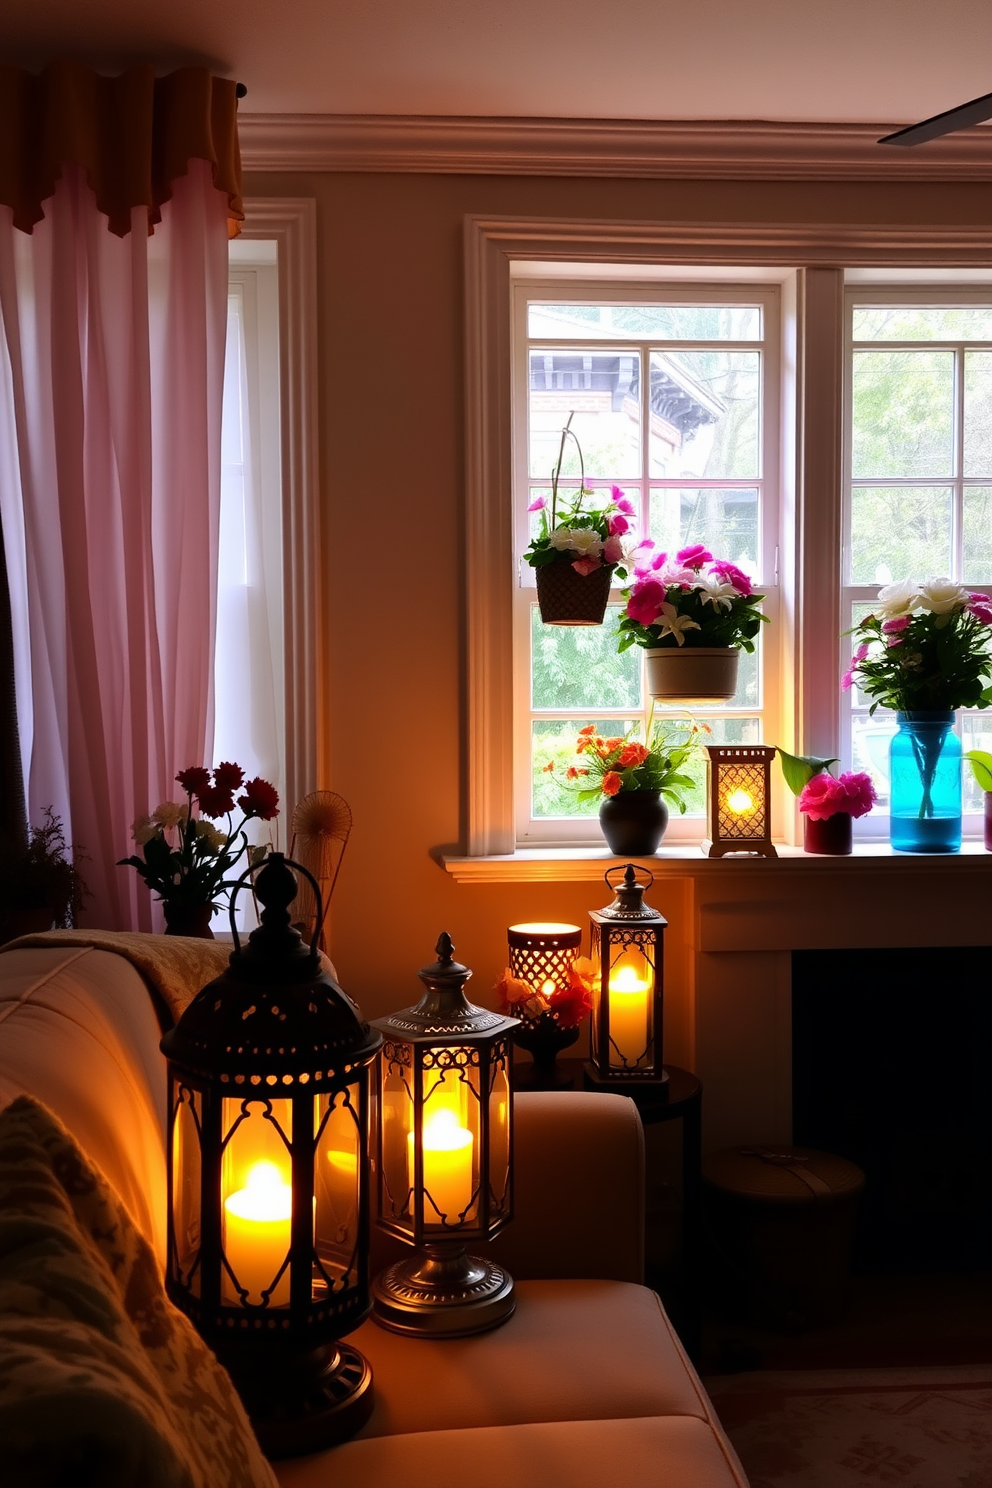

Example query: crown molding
[239,113,992,180]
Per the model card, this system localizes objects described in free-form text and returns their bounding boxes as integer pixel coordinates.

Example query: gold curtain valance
[0,62,243,238]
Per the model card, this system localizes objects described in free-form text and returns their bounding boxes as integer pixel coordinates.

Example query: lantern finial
[435,930,454,962]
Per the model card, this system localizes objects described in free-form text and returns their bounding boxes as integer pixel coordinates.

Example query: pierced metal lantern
[506,921,582,996]
[160,854,383,1458]
[702,743,778,858]
[586,864,668,1087]
[371,933,519,1337]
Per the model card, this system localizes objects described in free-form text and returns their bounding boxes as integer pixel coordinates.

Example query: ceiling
[2,0,992,126]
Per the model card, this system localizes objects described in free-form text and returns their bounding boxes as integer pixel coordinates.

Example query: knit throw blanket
[0,930,232,1029]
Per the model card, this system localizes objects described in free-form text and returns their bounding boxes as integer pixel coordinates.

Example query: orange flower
[566,766,578,779]
[542,759,555,773]
[578,724,596,736]
[602,771,622,796]
[618,742,649,768]
[604,737,624,752]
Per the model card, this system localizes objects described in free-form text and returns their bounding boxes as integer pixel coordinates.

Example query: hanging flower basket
[644,646,740,703]
[536,557,615,626]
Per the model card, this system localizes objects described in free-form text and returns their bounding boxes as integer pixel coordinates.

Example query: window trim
[463,215,992,859]
[239,198,319,816]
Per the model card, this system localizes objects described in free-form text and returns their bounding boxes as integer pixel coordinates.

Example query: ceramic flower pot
[598,790,670,856]
[803,813,853,855]
[889,710,961,854]
[535,558,614,626]
[644,646,739,703]
[513,1013,580,1089]
[162,901,216,938]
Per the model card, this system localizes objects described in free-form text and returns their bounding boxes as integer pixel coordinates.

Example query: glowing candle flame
[726,788,754,815]
[541,978,556,996]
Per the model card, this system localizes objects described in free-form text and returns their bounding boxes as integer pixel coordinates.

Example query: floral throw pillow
[0,1095,278,1488]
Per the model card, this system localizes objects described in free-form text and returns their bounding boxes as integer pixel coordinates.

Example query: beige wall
[243,168,992,1079]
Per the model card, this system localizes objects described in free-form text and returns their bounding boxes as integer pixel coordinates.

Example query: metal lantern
[702,743,778,858]
[586,864,668,1087]
[160,854,383,1458]
[506,921,582,995]
[371,933,519,1337]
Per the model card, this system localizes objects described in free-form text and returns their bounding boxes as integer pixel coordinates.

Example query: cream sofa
[0,943,748,1488]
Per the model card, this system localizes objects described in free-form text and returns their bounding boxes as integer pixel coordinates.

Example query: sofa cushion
[0,1095,277,1488]
[348,1279,717,1439]
[274,1414,749,1488]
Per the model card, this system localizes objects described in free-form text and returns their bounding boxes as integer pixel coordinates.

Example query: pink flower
[603,534,625,564]
[967,591,992,625]
[571,555,602,576]
[527,495,546,512]
[660,562,697,589]
[853,643,870,662]
[611,485,635,514]
[841,669,854,692]
[881,617,909,634]
[608,512,630,536]
[799,770,876,820]
[676,544,713,569]
[708,560,752,595]
[626,578,667,627]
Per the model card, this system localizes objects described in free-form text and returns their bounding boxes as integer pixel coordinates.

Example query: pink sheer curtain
[0,159,228,928]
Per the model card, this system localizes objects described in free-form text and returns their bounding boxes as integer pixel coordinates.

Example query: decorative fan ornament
[289,791,352,951]
[879,90,992,146]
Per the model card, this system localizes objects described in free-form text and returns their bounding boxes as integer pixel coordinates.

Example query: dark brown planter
[535,558,614,626]
[598,790,670,856]
[803,813,853,855]
[162,901,216,938]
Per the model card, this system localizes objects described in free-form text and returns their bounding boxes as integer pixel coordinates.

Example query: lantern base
[372,1242,515,1337]
[224,1341,374,1459]
[584,1060,670,1090]
[701,837,778,858]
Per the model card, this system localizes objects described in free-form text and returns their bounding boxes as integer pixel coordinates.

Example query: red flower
[238,777,280,820]
[176,766,210,796]
[213,761,245,792]
[618,742,649,769]
[197,785,237,818]
[602,771,622,797]
[548,973,593,1029]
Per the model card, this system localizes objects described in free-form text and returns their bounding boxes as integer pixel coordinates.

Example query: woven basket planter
[535,559,614,626]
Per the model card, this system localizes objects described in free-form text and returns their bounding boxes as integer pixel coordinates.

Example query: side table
[515,1057,702,1361]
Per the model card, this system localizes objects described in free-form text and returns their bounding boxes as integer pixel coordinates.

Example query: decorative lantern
[506,921,582,996]
[371,933,519,1337]
[160,855,383,1458]
[702,743,778,858]
[586,864,667,1087]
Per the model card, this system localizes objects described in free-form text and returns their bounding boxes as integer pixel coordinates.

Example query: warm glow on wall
[703,745,777,858]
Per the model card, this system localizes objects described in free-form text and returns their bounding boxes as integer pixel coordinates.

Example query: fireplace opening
[792,947,992,1274]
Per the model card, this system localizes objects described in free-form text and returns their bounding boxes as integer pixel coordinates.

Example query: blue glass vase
[889,710,961,854]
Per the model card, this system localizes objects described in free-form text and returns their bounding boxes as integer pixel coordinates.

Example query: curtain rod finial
[236,82,247,99]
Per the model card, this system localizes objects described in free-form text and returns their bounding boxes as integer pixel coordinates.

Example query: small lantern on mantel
[586,864,668,1088]
[160,855,383,1458]
[702,744,778,858]
[371,933,519,1337]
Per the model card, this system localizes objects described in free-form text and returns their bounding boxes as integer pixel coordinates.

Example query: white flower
[549,525,603,558]
[195,820,226,851]
[152,801,187,829]
[655,602,702,647]
[876,578,922,620]
[694,575,737,612]
[131,815,158,846]
[918,576,970,616]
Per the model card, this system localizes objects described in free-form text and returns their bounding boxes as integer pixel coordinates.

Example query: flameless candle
[410,1108,474,1223]
[223,1160,293,1305]
[726,788,754,814]
[608,964,650,1067]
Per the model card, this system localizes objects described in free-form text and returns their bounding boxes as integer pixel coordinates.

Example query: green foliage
[616,583,767,653]
[556,716,702,815]
[775,748,840,798]
[0,807,88,932]
[851,608,992,714]
[963,749,992,793]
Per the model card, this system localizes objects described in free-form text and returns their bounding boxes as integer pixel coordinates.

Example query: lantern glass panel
[716,761,767,841]
[221,1096,293,1306]
[420,1051,481,1229]
[171,1084,202,1294]
[606,940,655,1071]
[380,1047,415,1226]
[314,1086,361,1290]
[487,1043,511,1221]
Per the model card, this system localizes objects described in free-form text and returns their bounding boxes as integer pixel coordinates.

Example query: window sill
[440,840,992,883]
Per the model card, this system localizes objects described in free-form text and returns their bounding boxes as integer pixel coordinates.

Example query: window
[843,286,992,835]
[512,279,782,845]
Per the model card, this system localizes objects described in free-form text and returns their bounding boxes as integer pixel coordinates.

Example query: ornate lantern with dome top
[160,853,382,1458]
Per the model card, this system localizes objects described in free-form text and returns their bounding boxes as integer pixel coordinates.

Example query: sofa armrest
[485,1090,644,1283]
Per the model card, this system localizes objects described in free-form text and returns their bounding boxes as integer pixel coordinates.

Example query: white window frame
[463,217,992,864]
[841,276,992,841]
[510,277,783,846]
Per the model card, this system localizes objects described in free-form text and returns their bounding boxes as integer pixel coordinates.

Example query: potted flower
[845,579,992,853]
[496,959,594,1087]
[545,709,700,855]
[0,807,89,944]
[119,763,279,936]
[776,748,877,855]
[962,749,992,851]
[525,413,633,626]
[616,544,767,701]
